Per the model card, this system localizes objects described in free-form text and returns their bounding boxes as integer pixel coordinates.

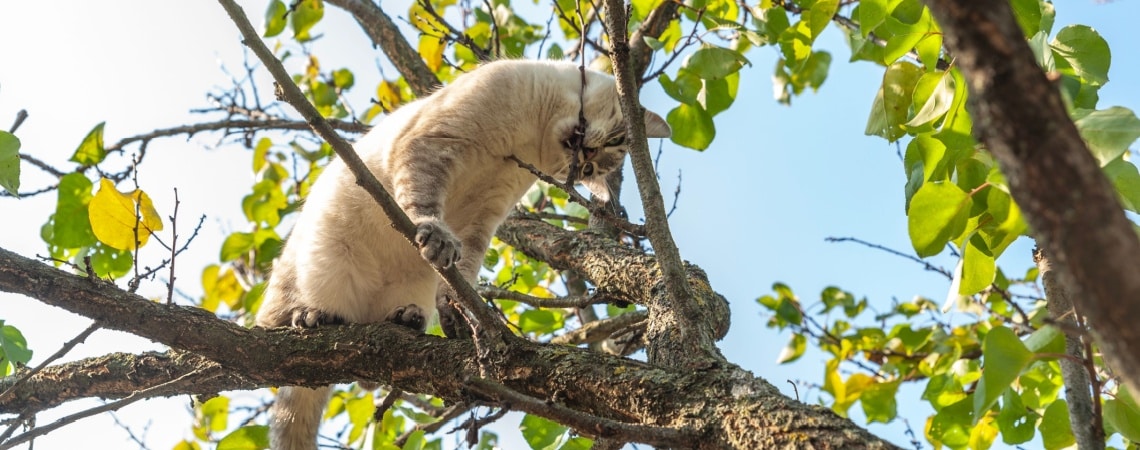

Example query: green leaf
[658,71,702,105]
[969,415,999,450]
[49,173,97,249]
[996,388,1035,444]
[907,181,972,257]
[1009,0,1042,38]
[520,414,568,450]
[200,396,230,433]
[263,0,287,37]
[667,103,715,150]
[0,322,33,376]
[778,21,812,67]
[90,241,133,278]
[683,46,749,80]
[806,0,838,39]
[1051,25,1110,87]
[1104,386,1140,442]
[880,16,926,65]
[975,326,1032,418]
[346,395,376,443]
[776,333,806,364]
[857,0,893,37]
[700,71,739,116]
[519,309,563,335]
[861,380,899,424]
[217,425,270,450]
[1039,400,1075,450]
[1103,154,1140,211]
[865,62,922,141]
[0,131,19,196]
[906,71,955,129]
[959,233,995,296]
[332,68,355,90]
[290,0,324,42]
[221,232,256,262]
[1072,106,1140,166]
[1023,326,1062,356]
[70,122,107,166]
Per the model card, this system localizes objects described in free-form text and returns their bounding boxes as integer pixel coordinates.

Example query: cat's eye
[605,136,626,147]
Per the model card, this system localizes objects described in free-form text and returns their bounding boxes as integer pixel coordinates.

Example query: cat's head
[560,75,672,202]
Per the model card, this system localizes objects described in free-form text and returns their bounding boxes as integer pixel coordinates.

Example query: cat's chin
[580,177,611,203]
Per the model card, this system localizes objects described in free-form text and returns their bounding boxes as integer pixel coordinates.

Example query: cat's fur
[254,59,671,450]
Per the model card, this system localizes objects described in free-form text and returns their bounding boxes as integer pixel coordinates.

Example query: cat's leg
[268,386,331,450]
[390,137,463,269]
[436,220,498,338]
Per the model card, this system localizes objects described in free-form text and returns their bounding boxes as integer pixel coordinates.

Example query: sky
[1,0,1139,449]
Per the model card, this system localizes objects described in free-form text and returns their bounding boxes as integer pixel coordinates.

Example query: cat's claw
[415,221,462,269]
[290,307,347,328]
[385,304,427,332]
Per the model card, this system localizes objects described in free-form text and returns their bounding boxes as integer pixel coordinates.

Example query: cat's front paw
[415,220,462,268]
[385,304,427,332]
[290,306,347,328]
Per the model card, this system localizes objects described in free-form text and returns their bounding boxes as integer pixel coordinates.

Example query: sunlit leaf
[1072,106,1140,166]
[217,425,269,450]
[683,46,749,80]
[975,326,1032,418]
[0,131,19,196]
[861,380,899,424]
[1039,400,1075,450]
[995,388,1035,444]
[865,62,922,141]
[89,178,164,250]
[0,321,33,377]
[959,233,995,296]
[48,173,97,249]
[291,0,324,41]
[1103,386,1140,442]
[1051,25,1110,87]
[520,414,568,450]
[907,181,971,257]
[667,103,715,150]
[263,0,287,37]
[906,71,955,129]
[1009,0,1042,38]
[776,333,806,364]
[70,122,107,166]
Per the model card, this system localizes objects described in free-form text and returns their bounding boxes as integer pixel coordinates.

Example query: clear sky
[1,0,1138,449]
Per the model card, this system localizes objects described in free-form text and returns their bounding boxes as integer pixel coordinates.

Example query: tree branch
[0,246,895,449]
[921,0,1140,396]
[601,0,724,369]
[324,0,440,96]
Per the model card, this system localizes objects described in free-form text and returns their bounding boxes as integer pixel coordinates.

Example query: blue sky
[1,0,1138,448]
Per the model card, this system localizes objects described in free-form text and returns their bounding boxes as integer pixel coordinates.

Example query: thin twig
[825,236,953,279]
[507,156,646,236]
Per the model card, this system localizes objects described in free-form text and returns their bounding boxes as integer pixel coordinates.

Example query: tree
[1,0,1139,449]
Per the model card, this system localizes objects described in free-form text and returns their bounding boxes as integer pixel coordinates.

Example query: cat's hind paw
[290,306,347,328]
[414,220,462,269]
[385,304,427,332]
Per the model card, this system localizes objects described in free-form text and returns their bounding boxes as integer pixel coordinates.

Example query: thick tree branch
[324,0,440,96]
[495,214,730,341]
[0,247,895,449]
[922,0,1140,396]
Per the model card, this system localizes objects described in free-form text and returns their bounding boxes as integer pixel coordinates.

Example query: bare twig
[478,285,622,309]
[825,236,953,279]
[507,156,646,236]
[7,110,27,134]
[550,311,648,346]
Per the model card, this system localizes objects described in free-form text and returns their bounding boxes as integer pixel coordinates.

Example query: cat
[254,59,671,450]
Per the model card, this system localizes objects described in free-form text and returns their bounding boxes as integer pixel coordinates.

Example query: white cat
[255,59,671,450]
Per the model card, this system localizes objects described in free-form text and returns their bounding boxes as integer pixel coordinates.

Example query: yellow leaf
[89,178,163,250]
[418,35,444,72]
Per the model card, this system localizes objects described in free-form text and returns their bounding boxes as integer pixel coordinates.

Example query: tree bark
[0,246,896,449]
[1033,249,1104,450]
[922,0,1140,397]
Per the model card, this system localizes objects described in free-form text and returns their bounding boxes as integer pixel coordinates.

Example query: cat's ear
[643,110,671,138]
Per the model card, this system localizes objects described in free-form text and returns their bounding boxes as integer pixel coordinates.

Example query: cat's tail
[269,385,331,450]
